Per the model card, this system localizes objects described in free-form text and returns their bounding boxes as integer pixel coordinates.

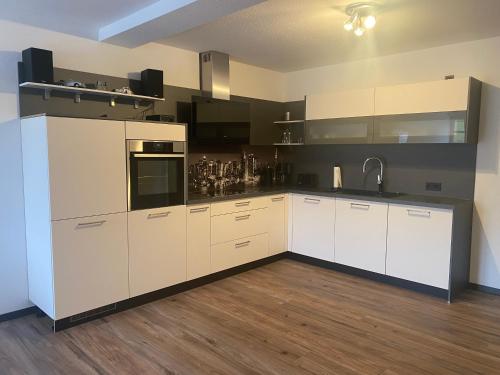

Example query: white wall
[285,36,500,289]
[0,19,285,315]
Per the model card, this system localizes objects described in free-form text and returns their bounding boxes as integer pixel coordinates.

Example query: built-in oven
[127,140,186,211]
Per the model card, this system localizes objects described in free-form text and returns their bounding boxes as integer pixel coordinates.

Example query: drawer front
[52,212,129,319]
[128,205,187,297]
[386,204,452,289]
[211,196,268,216]
[211,233,269,273]
[211,208,268,245]
[187,204,211,280]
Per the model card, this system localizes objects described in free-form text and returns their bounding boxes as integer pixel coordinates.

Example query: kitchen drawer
[211,196,268,216]
[211,233,269,273]
[128,205,187,297]
[51,212,129,320]
[211,208,268,244]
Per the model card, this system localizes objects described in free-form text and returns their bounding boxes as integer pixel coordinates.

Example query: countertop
[187,186,472,210]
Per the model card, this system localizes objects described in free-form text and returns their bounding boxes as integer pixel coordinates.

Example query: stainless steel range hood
[199,51,230,100]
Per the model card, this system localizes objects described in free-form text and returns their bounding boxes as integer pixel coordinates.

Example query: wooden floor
[2,259,500,375]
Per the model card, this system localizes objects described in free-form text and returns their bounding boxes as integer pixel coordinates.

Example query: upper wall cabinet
[374,78,469,116]
[306,88,375,120]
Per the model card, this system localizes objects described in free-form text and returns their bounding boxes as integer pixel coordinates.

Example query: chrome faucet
[363,157,384,193]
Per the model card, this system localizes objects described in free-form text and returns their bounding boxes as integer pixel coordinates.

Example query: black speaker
[141,69,163,98]
[22,47,54,84]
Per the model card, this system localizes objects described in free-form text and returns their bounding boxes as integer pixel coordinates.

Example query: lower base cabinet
[128,206,187,297]
[211,233,269,273]
[334,199,388,274]
[291,194,335,261]
[267,195,287,255]
[386,204,453,289]
[187,205,211,280]
[52,212,129,319]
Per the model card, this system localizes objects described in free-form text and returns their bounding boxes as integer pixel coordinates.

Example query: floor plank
[1,259,500,375]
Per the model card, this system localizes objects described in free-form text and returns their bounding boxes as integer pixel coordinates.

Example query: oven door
[128,153,185,211]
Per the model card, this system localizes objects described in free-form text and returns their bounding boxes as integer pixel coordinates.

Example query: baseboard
[469,283,500,296]
[286,252,449,300]
[0,306,39,323]
[53,252,287,331]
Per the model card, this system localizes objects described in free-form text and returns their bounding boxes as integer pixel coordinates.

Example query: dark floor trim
[287,252,449,300]
[0,306,39,323]
[469,283,500,296]
[53,252,287,331]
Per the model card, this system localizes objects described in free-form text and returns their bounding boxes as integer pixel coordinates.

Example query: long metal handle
[132,154,184,158]
[304,198,320,204]
[235,201,250,207]
[148,211,171,219]
[190,207,209,213]
[77,220,106,228]
[235,214,251,221]
[235,240,251,248]
[271,196,285,202]
[351,203,370,210]
[407,209,431,218]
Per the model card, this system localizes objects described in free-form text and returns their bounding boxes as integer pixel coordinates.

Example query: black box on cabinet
[21,47,54,84]
[141,69,163,98]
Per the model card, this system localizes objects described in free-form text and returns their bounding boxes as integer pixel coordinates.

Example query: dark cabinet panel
[249,99,284,145]
[306,117,374,144]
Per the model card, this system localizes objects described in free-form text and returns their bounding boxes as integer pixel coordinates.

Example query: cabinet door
[305,117,374,144]
[306,88,375,120]
[47,117,126,220]
[374,78,469,116]
[211,233,268,273]
[187,204,211,280]
[128,206,187,297]
[52,212,129,319]
[268,195,287,255]
[292,195,335,261]
[250,100,284,145]
[386,204,452,289]
[335,199,388,274]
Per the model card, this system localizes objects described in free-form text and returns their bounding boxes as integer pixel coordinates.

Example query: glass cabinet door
[373,111,467,144]
[305,117,374,144]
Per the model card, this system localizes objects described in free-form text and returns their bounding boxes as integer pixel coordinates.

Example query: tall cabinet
[22,115,129,320]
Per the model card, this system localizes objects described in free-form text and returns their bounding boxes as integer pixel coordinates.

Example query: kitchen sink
[333,189,405,199]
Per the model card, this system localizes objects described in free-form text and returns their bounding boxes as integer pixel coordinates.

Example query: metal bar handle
[235,240,251,248]
[235,201,250,207]
[271,196,285,202]
[304,198,320,204]
[350,203,370,210]
[190,207,209,213]
[77,220,106,228]
[148,211,171,219]
[407,209,431,218]
[235,214,251,221]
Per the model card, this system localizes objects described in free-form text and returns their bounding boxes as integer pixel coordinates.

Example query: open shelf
[19,81,165,107]
[274,120,305,125]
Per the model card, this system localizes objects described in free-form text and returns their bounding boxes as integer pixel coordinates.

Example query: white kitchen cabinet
[374,78,470,116]
[187,204,211,280]
[291,194,335,261]
[46,117,127,220]
[125,121,186,141]
[267,195,287,255]
[334,199,388,274]
[386,204,453,289]
[306,88,375,120]
[211,233,269,273]
[211,196,268,216]
[52,212,129,320]
[128,205,187,297]
[211,207,268,245]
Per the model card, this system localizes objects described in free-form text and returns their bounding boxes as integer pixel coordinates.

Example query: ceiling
[3,0,500,72]
[160,0,500,71]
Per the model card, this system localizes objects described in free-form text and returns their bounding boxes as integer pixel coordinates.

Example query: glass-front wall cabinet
[372,111,468,144]
[305,117,374,144]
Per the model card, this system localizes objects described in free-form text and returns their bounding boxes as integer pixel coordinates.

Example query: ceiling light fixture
[344,2,378,36]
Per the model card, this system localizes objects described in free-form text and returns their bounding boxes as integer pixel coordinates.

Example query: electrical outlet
[426,182,442,192]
